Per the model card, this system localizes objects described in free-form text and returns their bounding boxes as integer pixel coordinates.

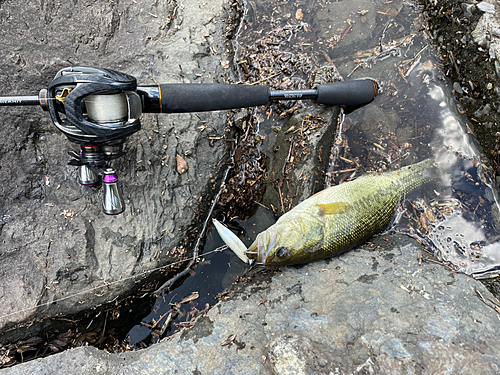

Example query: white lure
[213,219,250,264]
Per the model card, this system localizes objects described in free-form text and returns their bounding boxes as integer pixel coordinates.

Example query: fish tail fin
[398,158,439,195]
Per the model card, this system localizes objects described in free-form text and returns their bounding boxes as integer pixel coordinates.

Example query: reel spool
[43,66,142,145]
[43,67,143,214]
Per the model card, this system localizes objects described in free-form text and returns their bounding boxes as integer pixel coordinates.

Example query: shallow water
[233,0,500,275]
[3,0,496,357]
[123,0,500,347]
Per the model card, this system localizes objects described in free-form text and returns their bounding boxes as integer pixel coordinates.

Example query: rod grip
[158,84,270,113]
[315,80,378,106]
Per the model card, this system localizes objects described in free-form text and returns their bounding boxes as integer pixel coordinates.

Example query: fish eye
[276,247,289,259]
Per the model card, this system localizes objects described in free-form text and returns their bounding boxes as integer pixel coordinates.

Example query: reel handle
[0,66,379,216]
[138,79,378,114]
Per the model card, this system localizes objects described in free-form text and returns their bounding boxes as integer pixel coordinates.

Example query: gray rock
[461,3,475,18]
[453,81,463,94]
[473,1,500,61]
[475,103,492,117]
[262,105,340,216]
[0,0,235,336]
[477,1,496,14]
[4,236,500,374]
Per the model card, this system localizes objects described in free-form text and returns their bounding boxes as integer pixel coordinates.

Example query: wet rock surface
[421,0,500,303]
[4,236,500,374]
[261,105,340,216]
[0,0,345,362]
[421,0,500,177]
[0,0,234,338]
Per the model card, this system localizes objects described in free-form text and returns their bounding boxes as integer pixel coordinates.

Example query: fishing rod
[0,66,378,215]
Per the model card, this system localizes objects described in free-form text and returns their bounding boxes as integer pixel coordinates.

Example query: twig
[341,23,354,41]
[475,287,500,314]
[488,297,500,309]
[322,50,334,65]
[278,184,285,214]
[380,19,394,52]
[335,168,357,174]
[150,309,174,330]
[248,71,282,85]
[347,63,362,78]
[397,66,408,84]
[159,312,174,336]
[422,256,456,272]
[449,51,462,81]
[282,135,295,176]
[252,200,270,210]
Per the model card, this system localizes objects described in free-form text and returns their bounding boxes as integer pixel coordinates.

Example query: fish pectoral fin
[317,202,349,215]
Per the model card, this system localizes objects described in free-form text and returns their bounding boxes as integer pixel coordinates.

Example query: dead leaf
[176,154,188,174]
[180,291,199,304]
[221,334,236,346]
[220,60,230,69]
[295,8,303,20]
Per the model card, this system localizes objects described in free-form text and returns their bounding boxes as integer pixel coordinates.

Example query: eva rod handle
[158,84,270,113]
[315,79,378,106]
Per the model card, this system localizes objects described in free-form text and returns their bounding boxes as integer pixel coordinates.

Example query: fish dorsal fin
[317,202,349,215]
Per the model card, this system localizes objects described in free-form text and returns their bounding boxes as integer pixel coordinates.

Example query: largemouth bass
[243,158,437,266]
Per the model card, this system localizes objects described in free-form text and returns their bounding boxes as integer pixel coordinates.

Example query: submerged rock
[4,236,500,374]
[3,0,500,372]
[423,0,500,174]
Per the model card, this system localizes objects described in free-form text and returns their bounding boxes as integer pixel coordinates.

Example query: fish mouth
[245,241,260,263]
[245,230,279,265]
[245,235,266,265]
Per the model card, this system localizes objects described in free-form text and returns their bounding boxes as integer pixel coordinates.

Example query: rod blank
[0,95,39,106]
[269,89,317,101]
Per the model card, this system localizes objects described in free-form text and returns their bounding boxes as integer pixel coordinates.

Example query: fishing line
[0,245,229,322]
[0,157,235,319]
[153,161,233,296]
[0,103,237,322]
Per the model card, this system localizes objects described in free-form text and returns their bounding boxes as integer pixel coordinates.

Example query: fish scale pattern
[321,174,404,257]
[254,159,436,266]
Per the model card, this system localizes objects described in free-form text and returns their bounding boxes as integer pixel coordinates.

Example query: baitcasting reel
[0,66,378,215]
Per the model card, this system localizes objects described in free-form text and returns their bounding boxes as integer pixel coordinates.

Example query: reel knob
[102,168,125,215]
[78,165,99,186]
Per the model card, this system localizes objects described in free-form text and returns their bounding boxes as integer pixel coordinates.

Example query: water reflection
[128,0,500,346]
[415,68,500,278]
[322,0,500,278]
